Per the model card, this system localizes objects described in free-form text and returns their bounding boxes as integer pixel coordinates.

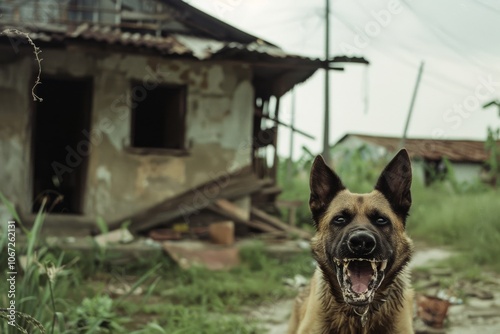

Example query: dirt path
[411,247,500,334]
[256,246,500,333]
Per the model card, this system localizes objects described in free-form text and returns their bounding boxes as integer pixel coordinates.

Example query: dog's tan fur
[288,150,414,334]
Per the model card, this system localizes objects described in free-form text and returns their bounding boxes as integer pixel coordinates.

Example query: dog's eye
[333,216,347,225]
[375,217,389,225]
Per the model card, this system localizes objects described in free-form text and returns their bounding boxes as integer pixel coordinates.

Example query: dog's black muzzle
[347,230,377,256]
[332,228,389,306]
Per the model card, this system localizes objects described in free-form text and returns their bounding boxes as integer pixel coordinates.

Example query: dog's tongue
[348,261,373,294]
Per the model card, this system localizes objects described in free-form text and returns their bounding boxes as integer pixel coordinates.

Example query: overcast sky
[187,0,500,159]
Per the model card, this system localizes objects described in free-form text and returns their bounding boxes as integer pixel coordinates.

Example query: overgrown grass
[0,197,313,333]
[0,197,58,334]
[409,180,500,271]
[0,195,124,334]
[118,242,313,332]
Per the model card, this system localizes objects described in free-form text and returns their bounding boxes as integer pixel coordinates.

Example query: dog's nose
[348,230,376,255]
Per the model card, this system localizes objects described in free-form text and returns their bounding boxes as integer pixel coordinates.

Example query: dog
[288,149,414,334]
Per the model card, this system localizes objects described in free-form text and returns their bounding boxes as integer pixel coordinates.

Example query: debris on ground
[162,240,240,270]
[417,294,451,328]
[208,221,235,245]
[93,228,134,247]
[283,274,308,289]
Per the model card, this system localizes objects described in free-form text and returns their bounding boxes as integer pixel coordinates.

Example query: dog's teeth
[380,260,388,271]
[370,261,377,272]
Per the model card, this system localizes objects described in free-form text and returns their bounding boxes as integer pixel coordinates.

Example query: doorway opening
[32,77,92,214]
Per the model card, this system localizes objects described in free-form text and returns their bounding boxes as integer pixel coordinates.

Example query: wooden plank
[250,207,289,230]
[250,207,311,239]
[207,203,279,233]
[107,167,262,232]
[213,199,248,222]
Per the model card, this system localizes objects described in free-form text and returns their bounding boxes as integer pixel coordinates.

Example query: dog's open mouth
[334,258,388,306]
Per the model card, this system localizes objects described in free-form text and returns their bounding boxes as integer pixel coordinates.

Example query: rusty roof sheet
[0,23,322,62]
[0,23,369,68]
[0,18,367,99]
[2,24,194,57]
[341,134,500,163]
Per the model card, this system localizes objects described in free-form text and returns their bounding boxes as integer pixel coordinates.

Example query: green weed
[113,242,312,332]
[0,196,135,333]
[0,203,312,334]
[409,181,500,271]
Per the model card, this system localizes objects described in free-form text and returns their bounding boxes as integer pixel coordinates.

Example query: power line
[328,12,478,116]
[473,0,500,15]
[246,12,319,32]
[347,1,486,91]
[400,0,492,74]
[331,11,474,93]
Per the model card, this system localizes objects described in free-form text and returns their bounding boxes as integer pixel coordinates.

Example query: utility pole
[322,0,331,162]
[286,89,296,184]
[400,61,424,148]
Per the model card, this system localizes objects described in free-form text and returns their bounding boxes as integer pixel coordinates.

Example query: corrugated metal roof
[0,0,368,98]
[1,24,196,57]
[0,23,314,61]
[339,134,500,163]
[0,22,369,67]
[0,0,370,68]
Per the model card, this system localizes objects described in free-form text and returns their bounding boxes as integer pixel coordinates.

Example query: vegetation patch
[0,201,313,333]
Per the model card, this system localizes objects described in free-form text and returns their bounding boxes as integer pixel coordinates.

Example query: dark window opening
[424,159,448,186]
[131,83,187,150]
[32,77,92,214]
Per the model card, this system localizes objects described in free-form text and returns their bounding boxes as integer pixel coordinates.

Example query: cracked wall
[0,47,254,224]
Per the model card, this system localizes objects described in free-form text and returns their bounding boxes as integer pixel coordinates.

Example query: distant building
[0,0,367,234]
[332,133,500,185]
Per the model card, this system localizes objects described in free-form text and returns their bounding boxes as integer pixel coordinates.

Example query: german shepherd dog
[288,149,414,334]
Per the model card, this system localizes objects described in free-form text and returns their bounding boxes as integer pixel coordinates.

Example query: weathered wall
[0,50,33,209]
[452,162,482,183]
[0,47,254,223]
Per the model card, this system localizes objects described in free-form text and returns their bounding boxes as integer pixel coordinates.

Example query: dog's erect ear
[375,149,412,221]
[309,155,345,223]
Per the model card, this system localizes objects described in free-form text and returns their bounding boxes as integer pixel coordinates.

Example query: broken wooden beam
[107,167,265,233]
[250,207,311,239]
[207,200,280,233]
[213,199,248,221]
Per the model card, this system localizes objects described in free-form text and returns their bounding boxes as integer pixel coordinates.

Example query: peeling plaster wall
[0,54,33,209]
[0,48,254,223]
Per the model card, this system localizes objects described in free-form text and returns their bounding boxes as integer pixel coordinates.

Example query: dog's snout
[348,230,376,255]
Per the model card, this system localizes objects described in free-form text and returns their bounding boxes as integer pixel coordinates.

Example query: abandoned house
[332,133,500,185]
[0,0,367,236]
